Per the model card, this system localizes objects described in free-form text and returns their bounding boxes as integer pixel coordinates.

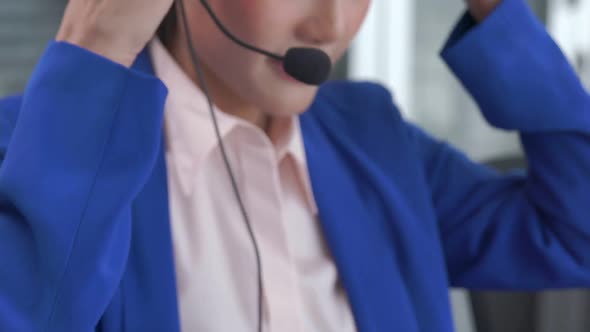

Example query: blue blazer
[1,1,590,331]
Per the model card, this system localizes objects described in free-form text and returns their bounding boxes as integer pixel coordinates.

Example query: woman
[0,0,589,331]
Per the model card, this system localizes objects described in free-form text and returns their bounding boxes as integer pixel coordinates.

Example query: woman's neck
[165,34,271,133]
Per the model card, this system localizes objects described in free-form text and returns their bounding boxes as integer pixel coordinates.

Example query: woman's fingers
[56,0,176,66]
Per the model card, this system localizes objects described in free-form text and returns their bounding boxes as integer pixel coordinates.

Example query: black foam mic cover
[283,48,332,85]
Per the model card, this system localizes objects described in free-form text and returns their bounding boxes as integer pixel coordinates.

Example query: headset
[173,0,333,331]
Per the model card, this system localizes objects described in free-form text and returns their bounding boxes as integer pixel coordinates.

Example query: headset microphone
[199,0,332,85]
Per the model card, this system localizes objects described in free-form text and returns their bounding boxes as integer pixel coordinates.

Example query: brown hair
[157,4,178,46]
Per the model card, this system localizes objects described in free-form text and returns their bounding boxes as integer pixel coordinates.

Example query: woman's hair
[157,4,178,46]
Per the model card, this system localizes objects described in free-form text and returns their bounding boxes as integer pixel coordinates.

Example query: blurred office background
[1,0,590,331]
[347,1,590,332]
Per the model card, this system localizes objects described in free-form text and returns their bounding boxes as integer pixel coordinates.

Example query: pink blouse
[149,38,357,332]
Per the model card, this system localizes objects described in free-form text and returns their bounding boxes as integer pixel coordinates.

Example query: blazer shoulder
[308,80,404,135]
[0,94,23,125]
[0,94,23,158]
[316,80,402,121]
[318,80,394,108]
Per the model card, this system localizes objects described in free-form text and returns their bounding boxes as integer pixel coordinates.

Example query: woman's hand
[466,0,503,22]
[55,0,175,67]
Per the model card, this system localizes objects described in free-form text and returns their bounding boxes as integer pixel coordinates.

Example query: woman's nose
[296,0,346,46]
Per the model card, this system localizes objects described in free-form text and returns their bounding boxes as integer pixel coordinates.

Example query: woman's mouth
[269,59,301,83]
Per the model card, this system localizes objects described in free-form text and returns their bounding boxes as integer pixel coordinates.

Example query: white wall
[348,0,417,119]
[547,0,590,89]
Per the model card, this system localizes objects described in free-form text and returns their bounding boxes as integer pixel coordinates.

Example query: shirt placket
[239,137,303,332]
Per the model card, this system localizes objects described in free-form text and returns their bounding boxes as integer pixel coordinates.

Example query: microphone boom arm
[199,0,284,61]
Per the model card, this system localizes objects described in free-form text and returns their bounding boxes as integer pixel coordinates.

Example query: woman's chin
[262,86,319,117]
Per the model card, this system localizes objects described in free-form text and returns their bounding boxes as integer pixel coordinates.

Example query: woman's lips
[269,59,300,83]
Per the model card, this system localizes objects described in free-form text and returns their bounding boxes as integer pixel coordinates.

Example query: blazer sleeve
[414,0,590,289]
[0,42,167,331]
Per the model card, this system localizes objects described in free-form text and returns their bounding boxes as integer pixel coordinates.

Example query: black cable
[175,1,264,331]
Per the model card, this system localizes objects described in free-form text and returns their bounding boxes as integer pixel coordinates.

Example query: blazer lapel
[300,104,420,332]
